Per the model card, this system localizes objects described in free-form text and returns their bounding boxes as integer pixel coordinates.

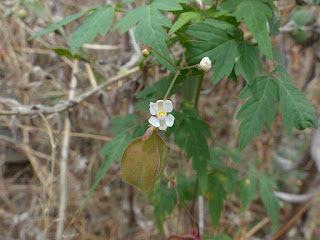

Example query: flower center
[157,110,167,120]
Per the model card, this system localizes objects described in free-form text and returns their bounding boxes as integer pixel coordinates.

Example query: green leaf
[208,171,227,229]
[121,132,167,194]
[259,175,280,231]
[215,235,233,240]
[240,174,257,211]
[169,11,201,35]
[109,114,138,133]
[273,65,318,133]
[173,105,211,193]
[236,0,272,59]
[79,131,133,213]
[223,168,238,193]
[71,7,115,54]
[222,0,273,59]
[51,48,88,61]
[185,21,240,83]
[149,184,177,232]
[236,76,279,149]
[114,0,186,72]
[29,7,97,40]
[235,41,260,84]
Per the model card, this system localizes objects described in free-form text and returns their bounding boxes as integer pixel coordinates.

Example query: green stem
[149,46,179,70]
[194,73,204,107]
[180,64,199,70]
[163,69,180,100]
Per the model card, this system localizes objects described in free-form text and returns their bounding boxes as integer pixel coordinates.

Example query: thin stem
[149,46,179,70]
[190,178,199,217]
[163,69,180,100]
[172,179,200,237]
[180,64,199,70]
[194,73,204,107]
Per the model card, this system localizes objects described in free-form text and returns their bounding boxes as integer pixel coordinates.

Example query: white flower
[199,57,212,72]
[148,100,175,131]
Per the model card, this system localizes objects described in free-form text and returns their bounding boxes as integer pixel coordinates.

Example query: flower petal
[148,116,160,127]
[163,100,173,113]
[166,114,175,127]
[159,119,167,131]
[149,102,158,115]
[156,100,164,110]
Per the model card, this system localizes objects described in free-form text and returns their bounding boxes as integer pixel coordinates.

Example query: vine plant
[30,0,318,238]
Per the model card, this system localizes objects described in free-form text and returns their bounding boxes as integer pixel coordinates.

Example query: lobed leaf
[208,171,227,229]
[259,176,280,231]
[240,174,257,211]
[29,7,97,40]
[169,11,201,35]
[70,7,115,54]
[235,41,260,85]
[221,0,273,59]
[236,76,279,150]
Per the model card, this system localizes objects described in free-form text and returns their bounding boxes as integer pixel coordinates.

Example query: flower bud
[142,48,149,57]
[199,57,212,72]
[142,126,155,141]
[18,9,27,20]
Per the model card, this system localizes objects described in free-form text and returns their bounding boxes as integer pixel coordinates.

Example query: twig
[38,112,56,239]
[171,179,200,237]
[272,190,320,240]
[242,217,270,239]
[0,67,139,115]
[55,60,78,240]
[0,122,112,142]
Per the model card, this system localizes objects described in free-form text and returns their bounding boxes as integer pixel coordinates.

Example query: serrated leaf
[240,174,257,211]
[115,0,194,72]
[149,184,177,232]
[273,66,318,133]
[172,105,211,193]
[259,176,280,231]
[223,168,238,193]
[235,41,260,84]
[79,131,133,213]
[236,76,279,149]
[208,172,227,229]
[29,7,97,40]
[152,0,195,11]
[185,22,240,83]
[109,114,138,133]
[222,0,273,59]
[71,7,115,54]
[169,11,201,35]
[121,132,167,194]
[235,0,273,59]
[279,81,318,133]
